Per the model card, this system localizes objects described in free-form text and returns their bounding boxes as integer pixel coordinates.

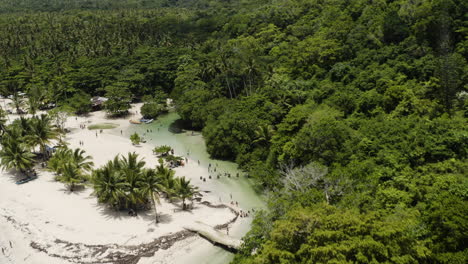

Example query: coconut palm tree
[0,134,35,175]
[27,114,59,159]
[9,92,26,115]
[93,152,148,211]
[47,147,70,176]
[48,147,93,180]
[123,167,145,212]
[253,124,275,145]
[141,168,165,223]
[92,164,126,209]
[26,84,45,116]
[121,152,146,172]
[156,159,177,198]
[57,163,82,191]
[71,148,94,174]
[120,153,146,212]
[11,116,33,138]
[175,176,199,210]
[130,132,141,145]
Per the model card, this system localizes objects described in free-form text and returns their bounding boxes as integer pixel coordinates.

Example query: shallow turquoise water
[120,112,265,263]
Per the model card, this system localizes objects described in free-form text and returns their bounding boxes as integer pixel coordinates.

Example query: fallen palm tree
[183,221,242,253]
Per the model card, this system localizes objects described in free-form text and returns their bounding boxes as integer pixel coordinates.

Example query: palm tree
[26,84,45,116]
[253,124,275,145]
[12,116,32,138]
[48,147,93,182]
[120,153,146,212]
[175,176,199,210]
[57,163,82,191]
[92,164,126,209]
[27,114,59,159]
[9,92,26,115]
[121,152,146,172]
[0,107,8,135]
[0,135,35,175]
[47,147,70,176]
[156,159,177,198]
[92,153,148,211]
[141,168,164,223]
[71,148,94,174]
[123,167,146,212]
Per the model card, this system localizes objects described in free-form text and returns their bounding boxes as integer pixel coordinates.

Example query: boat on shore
[16,175,38,185]
[129,119,141,124]
[140,118,154,124]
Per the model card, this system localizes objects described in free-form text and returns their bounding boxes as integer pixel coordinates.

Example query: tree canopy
[0,0,467,263]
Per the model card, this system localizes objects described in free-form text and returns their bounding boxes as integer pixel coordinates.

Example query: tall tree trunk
[152,192,159,223]
[40,144,47,161]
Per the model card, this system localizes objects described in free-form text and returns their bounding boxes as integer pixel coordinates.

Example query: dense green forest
[0,0,467,263]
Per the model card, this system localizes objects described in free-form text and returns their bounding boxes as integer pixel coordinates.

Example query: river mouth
[119,111,265,264]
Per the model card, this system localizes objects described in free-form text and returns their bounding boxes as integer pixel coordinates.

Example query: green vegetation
[141,103,167,119]
[26,114,60,159]
[0,0,466,262]
[175,176,199,210]
[48,147,94,191]
[104,82,132,117]
[130,132,142,145]
[152,145,185,166]
[66,91,92,115]
[87,123,119,130]
[0,113,62,176]
[153,145,172,156]
[0,132,35,175]
[92,152,198,216]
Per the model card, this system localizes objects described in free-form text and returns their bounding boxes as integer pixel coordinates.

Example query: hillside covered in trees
[0,0,467,263]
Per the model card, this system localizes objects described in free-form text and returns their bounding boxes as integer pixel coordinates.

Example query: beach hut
[91,96,108,110]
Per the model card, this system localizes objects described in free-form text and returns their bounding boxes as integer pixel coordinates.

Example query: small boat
[129,119,141,124]
[16,175,38,185]
[140,118,154,124]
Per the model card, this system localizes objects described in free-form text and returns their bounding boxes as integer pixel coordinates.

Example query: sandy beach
[0,103,244,264]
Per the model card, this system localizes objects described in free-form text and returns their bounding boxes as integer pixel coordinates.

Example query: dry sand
[0,103,243,264]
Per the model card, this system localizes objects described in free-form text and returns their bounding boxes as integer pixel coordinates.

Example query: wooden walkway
[183,221,242,252]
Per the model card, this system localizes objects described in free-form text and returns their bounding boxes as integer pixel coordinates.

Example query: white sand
[0,104,241,264]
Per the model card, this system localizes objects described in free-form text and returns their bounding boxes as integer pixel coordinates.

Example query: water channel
[118,112,265,264]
